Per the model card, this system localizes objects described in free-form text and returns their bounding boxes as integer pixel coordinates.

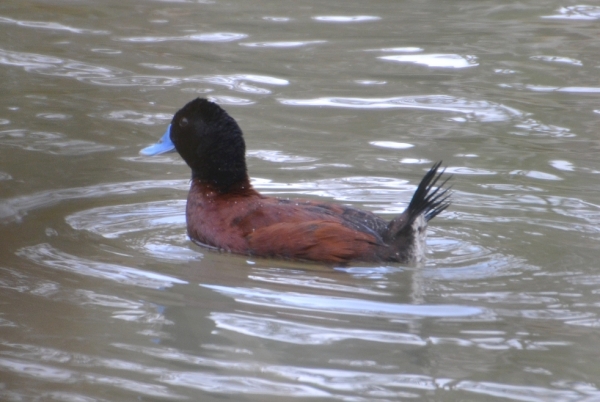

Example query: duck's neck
[191,170,250,194]
[190,176,258,199]
[187,132,249,194]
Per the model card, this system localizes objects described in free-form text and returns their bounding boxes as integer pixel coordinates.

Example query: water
[2,0,600,400]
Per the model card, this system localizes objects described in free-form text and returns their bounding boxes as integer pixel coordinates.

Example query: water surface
[2,0,600,400]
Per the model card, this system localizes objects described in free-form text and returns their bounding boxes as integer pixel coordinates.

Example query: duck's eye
[179,117,189,127]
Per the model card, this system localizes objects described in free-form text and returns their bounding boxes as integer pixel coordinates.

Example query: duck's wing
[245,220,382,263]
[275,199,389,239]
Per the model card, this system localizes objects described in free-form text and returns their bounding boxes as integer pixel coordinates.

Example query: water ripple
[380,54,479,68]
[201,284,483,318]
[35,113,70,120]
[76,289,146,310]
[248,269,389,296]
[87,75,182,87]
[366,46,423,53]
[0,16,109,34]
[247,150,318,163]
[280,95,523,123]
[451,189,600,236]
[118,32,247,43]
[444,167,496,175]
[513,118,575,137]
[266,367,598,400]
[66,200,185,239]
[195,73,288,94]
[205,95,255,105]
[279,94,570,139]
[161,371,330,397]
[0,47,138,85]
[0,179,187,223]
[0,129,114,155]
[66,200,201,261]
[0,267,59,297]
[0,48,287,91]
[240,40,326,48]
[0,353,180,398]
[108,342,595,400]
[550,160,575,172]
[252,175,417,204]
[312,16,381,23]
[210,312,425,345]
[530,55,583,66]
[16,243,188,289]
[455,379,596,401]
[101,110,172,126]
[262,16,291,22]
[139,63,183,70]
[509,170,563,181]
[370,141,414,149]
[526,85,600,94]
[542,5,600,20]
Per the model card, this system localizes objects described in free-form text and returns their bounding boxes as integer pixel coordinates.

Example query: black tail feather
[406,161,452,223]
[382,161,451,259]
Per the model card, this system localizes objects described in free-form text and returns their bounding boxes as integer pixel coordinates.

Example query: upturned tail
[383,162,451,261]
[406,161,451,224]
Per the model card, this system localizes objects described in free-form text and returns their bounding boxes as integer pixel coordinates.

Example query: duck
[140,98,451,264]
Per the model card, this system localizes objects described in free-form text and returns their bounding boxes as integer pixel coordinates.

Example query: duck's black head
[170,98,249,193]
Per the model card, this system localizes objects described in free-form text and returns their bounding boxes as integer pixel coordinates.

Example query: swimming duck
[140,98,451,264]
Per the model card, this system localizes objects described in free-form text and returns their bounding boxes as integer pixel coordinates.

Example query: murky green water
[2,0,600,400]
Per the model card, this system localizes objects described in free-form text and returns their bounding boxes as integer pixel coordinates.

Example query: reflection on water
[0,128,115,155]
[0,179,187,223]
[2,0,600,400]
[312,15,382,23]
[542,5,600,20]
[240,40,327,48]
[17,243,188,289]
[0,15,109,35]
[379,54,479,69]
[0,47,288,92]
[119,32,248,43]
[279,95,523,122]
